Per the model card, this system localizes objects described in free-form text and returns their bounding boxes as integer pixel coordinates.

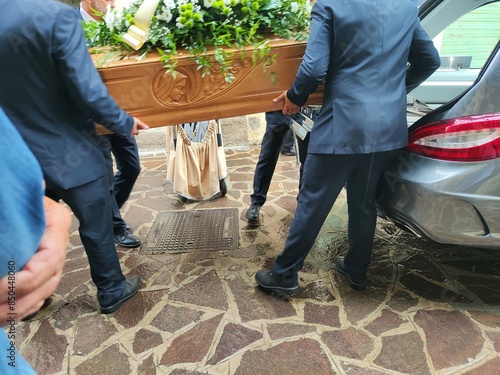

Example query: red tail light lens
[405,114,500,161]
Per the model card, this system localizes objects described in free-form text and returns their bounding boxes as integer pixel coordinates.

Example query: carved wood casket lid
[94,38,323,127]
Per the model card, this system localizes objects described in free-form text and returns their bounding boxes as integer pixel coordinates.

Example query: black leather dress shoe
[335,257,366,290]
[114,227,141,248]
[280,150,296,156]
[255,269,300,295]
[100,276,141,314]
[125,222,132,231]
[245,203,261,221]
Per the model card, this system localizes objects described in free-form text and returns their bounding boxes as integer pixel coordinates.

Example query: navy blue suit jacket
[287,0,440,155]
[0,0,134,190]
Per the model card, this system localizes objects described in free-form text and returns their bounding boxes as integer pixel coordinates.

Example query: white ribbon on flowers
[122,0,161,50]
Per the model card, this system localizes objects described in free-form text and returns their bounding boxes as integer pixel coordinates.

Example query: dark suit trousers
[250,121,308,206]
[100,134,140,230]
[46,176,126,307]
[273,151,396,279]
[280,128,295,152]
[109,134,140,207]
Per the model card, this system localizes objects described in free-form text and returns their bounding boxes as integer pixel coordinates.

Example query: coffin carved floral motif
[96,38,323,127]
[152,57,257,107]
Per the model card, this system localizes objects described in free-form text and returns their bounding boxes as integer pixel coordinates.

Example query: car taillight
[405,114,500,161]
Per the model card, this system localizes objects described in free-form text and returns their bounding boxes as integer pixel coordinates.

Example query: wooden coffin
[95,38,323,127]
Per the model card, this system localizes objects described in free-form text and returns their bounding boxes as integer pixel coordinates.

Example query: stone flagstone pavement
[12,145,500,375]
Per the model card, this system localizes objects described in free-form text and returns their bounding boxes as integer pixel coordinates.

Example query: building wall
[439,2,500,69]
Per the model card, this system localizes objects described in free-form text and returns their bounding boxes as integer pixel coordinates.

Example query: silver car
[375,0,500,250]
[376,42,500,249]
[292,0,500,249]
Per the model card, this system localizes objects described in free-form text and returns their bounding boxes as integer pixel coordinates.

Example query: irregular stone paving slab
[51,294,97,330]
[150,303,205,333]
[124,205,155,229]
[20,320,67,375]
[16,152,500,375]
[414,309,484,370]
[456,275,500,305]
[336,278,388,324]
[13,320,31,345]
[400,272,472,303]
[364,309,408,336]
[137,353,156,375]
[133,328,163,354]
[169,270,229,310]
[401,254,446,280]
[63,256,91,274]
[304,302,340,327]
[124,257,164,281]
[207,323,263,365]
[73,315,117,355]
[267,323,317,340]
[373,331,429,373]
[123,253,146,270]
[228,277,297,322]
[235,338,336,375]
[55,269,92,297]
[160,314,224,365]
[339,362,394,374]
[386,289,420,312]
[321,327,374,360]
[152,268,173,287]
[113,290,167,329]
[299,281,335,302]
[485,331,500,351]
[464,356,500,374]
[468,310,500,328]
[75,344,131,375]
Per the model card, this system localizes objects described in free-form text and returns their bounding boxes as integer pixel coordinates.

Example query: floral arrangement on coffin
[84,0,312,82]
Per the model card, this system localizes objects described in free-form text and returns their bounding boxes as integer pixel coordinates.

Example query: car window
[432,2,500,69]
[409,1,500,106]
[444,43,500,119]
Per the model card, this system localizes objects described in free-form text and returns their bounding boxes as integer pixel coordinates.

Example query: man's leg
[249,122,289,207]
[101,135,141,248]
[343,151,397,277]
[109,134,141,208]
[50,177,127,308]
[280,127,296,155]
[272,154,357,278]
[246,121,289,221]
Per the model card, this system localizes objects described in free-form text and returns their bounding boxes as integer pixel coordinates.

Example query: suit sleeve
[286,1,330,107]
[406,23,441,94]
[51,7,133,137]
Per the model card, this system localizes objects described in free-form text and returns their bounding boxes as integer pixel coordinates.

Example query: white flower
[290,2,299,13]
[163,0,176,11]
[118,0,141,9]
[204,0,213,8]
[158,6,174,22]
[104,9,117,32]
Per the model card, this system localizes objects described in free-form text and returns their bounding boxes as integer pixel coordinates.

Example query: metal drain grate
[140,208,239,254]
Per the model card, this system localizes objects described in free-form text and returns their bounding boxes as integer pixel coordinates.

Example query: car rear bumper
[376,151,500,249]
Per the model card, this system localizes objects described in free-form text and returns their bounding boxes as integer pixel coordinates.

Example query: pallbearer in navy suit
[78,0,143,249]
[255,0,440,292]
[0,0,149,313]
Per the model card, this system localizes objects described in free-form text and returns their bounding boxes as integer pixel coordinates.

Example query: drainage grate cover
[141,208,239,255]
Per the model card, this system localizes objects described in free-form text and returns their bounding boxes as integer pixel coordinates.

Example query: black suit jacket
[0,0,133,189]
